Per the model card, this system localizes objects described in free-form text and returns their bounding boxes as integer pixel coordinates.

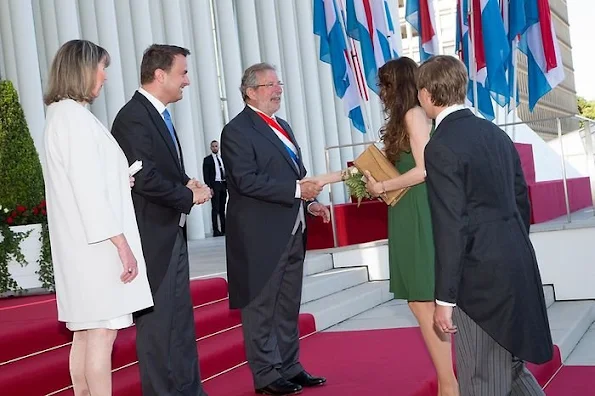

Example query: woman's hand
[129,176,135,188]
[364,171,384,197]
[117,243,138,283]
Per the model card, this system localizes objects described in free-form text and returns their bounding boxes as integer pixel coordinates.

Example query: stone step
[301,280,392,331]
[301,267,369,304]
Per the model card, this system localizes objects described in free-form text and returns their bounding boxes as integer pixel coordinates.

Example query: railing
[499,114,595,224]
[324,140,379,248]
[322,114,595,248]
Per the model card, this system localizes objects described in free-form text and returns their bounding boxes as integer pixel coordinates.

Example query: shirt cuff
[295,182,301,199]
[436,299,456,307]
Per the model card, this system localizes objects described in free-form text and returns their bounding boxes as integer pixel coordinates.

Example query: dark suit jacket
[112,91,193,295]
[202,154,219,189]
[221,106,307,309]
[424,109,553,364]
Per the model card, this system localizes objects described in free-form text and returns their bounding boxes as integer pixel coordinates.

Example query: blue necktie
[162,109,180,159]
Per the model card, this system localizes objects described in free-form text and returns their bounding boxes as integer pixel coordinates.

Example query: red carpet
[0,277,317,396]
[544,366,595,395]
[203,327,562,396]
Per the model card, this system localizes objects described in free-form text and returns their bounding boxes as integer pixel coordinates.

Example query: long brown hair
[377,57,420,164]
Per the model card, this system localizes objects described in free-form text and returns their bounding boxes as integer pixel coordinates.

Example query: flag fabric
[405,0,439,61]
[456,0,495,120]
[500,0,528,110]
[314,0,366,133]
[473,0,511,105]
[519,0,565,111]
[345,0,400,94]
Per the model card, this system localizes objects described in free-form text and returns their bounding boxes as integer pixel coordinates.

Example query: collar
[247,104,277,121]
[138,87,168,117]
[435,104,466,128]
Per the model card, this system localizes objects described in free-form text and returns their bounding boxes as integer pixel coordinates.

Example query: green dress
[387,149,435,301]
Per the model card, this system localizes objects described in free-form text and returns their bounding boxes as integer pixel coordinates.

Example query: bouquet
[342,166,372,206]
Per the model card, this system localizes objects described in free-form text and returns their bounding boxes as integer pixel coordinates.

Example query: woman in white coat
[43,40,153,395]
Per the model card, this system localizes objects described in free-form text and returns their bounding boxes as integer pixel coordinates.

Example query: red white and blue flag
[345,0,400,94]
[456,0,495,119]
[405,0,439,61]
[519,0,565,111]
[314,0,366,133]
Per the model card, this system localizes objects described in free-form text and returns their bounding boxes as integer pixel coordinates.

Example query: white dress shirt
[212,153,225,182]
[433,104,465,308]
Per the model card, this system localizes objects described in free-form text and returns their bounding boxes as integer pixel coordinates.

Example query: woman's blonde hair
[44,40,110,105]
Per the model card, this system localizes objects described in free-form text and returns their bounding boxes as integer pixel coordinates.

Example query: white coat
[43,99,153,324]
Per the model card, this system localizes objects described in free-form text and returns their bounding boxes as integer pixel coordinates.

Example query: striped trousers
[453,308,545,396]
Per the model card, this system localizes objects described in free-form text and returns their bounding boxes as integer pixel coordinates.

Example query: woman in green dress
[304,57,458,396]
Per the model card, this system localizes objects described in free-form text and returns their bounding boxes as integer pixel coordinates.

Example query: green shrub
[0,80,44,210]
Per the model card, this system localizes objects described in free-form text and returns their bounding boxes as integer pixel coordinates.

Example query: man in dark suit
[202,140,226,236]
[418,55,552,396]
[221,63,330,396]
[112,44,211,396]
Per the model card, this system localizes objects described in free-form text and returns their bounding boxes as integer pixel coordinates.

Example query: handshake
[187,179,212,205]
[298,177,325,201]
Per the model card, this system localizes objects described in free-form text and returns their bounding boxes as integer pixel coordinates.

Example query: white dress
[43,99,153,330]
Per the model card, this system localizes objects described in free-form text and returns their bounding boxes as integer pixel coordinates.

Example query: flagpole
[468,0,479,116]
[511,36,519,141]
[337,0,373,137]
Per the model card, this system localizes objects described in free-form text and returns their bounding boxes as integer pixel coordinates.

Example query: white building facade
[0,0,404,239]
[0,0,578,239]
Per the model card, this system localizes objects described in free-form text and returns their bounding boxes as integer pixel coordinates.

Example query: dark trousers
[454,308,544,396]
[241,230,305,389]
[211,181,226,235]
[135,228,208,396]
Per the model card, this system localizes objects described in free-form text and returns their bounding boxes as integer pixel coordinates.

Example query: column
[0,21,5,79]
[190,0,224,146]
[190,0,226,236]
[214,0,245,119]
[149,0,166,45]
[234,0,262,69]
[254,0,288,119]
[294,0,329,182]
[113,0,139,98]
[162,0,206,239]
[368,94,385,143]
[9,0,47,158]
[31,0,48,89]
[0,1,19,89]
[94,0,127,127]
[56,0,81,43]
[77,0,108,125]
[276,2,312,172]
[130,0,154,62]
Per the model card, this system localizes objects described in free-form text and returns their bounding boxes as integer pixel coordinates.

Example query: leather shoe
[288,371,326,387]
[255,378,302,395]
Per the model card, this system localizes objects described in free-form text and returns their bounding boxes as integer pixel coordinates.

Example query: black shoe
[255,378,302,395]
[288,371,326,387]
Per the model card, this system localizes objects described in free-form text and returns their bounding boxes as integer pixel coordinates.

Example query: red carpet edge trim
[541,363,565,390]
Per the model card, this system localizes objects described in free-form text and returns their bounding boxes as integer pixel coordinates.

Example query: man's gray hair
[240,62,276,101]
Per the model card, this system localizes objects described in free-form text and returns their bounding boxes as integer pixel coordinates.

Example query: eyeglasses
[253,81,284,88]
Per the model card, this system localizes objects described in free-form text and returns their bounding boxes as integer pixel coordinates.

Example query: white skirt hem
[66,313,133,331]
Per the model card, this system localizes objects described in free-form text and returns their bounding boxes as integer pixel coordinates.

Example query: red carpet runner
[1,280,590,395]
[0,278,316,395]
[544,366,595,395]
[203,327,563,396]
